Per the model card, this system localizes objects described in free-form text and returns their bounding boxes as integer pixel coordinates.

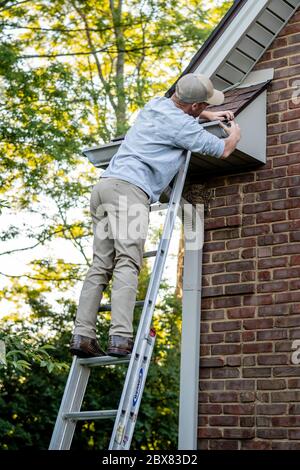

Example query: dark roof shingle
[204,80,271,119]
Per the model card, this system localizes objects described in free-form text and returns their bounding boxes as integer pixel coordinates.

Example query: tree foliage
[0,0,233,450]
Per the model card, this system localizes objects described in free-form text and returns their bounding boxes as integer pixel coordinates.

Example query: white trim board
[235,90,267,163]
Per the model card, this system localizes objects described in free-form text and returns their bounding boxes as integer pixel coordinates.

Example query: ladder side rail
[121,330,157,450]
[49,357,90,450]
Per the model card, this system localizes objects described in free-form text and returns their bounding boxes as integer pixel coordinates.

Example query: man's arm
[198,109,240,158]
[174,116,240,159]
[200,109,235,122]
[174,118,225,158]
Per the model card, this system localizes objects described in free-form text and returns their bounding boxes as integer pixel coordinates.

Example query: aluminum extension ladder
[49,150,192,450]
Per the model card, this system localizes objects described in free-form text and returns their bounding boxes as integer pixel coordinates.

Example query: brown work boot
[70,334,106,358]
[107,335,134,357]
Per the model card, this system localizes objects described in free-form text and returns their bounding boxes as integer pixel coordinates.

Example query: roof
[202,80,270,120]
[166,0,300,96]
[84,79,269,176]
[85,79,272,174]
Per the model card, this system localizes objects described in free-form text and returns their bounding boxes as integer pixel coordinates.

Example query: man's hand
[220,120,241,138]
[219,120,241,159]
[200,109,235,122]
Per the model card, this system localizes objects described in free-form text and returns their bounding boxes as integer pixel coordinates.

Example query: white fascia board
[194,0,270,78]
[237,68,274,88]
[235,90,267,163]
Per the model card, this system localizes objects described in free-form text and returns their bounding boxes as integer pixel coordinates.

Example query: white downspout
[178,202,204,449]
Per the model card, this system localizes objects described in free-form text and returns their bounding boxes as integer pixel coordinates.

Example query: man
[70,73,241,358]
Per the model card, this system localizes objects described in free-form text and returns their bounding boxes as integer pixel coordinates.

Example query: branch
[0,270,83,282]
[0,19,144,33]
[57,203,91,266]
[0,226,72,257]
[16,38,195,60]
[18,45,112,59]
[109,0,126,132]
[87,55,111,141]
[134,5,147,103]
[0,0,32,11]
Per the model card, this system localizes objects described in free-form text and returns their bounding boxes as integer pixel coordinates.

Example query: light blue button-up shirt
[101,96,225,203]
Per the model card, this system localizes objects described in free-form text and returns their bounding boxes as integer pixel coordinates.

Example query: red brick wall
[198,9,300,450]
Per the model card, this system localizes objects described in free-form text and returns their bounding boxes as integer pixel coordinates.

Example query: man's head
[172,73,224,118]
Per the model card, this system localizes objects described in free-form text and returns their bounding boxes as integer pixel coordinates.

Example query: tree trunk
[175,226,184,299]
[110,0,126,136]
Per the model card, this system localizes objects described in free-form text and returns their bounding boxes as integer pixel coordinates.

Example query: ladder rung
[143,250,157,258]
[63,410,117,421]
[99,300,144,312]
[150,203,169,212]
[78,356,130,367]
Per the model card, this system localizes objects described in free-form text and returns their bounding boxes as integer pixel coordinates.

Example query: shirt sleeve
[173,119,225,158]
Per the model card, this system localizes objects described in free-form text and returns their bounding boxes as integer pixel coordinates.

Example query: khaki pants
[74,177,150,339]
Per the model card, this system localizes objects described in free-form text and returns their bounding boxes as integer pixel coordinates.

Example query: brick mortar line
[270,83,299,89]
[268,88,299,95]
[266,96,300,105]
[268,141,300,147]
[279,30,300,38]
[269,96,298,103]
[267,110,296,118]
[257,62,294,70]
[272,48,300,56]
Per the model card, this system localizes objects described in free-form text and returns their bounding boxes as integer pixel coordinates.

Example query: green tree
[0,0,232,310]
[0,263,183,450]
[0,0,233,449]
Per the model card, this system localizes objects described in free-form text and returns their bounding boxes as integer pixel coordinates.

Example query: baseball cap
[175,73,224,105]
